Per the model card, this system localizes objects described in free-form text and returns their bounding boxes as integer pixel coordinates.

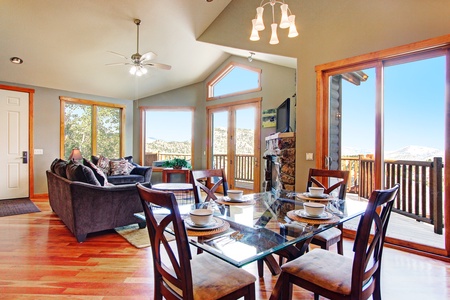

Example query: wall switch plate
[34,149,44,155]
[306,153,314,161]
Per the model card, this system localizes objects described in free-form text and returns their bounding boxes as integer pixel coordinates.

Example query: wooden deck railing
[341,156,444,234]
[146,153,255,183]
[212,154,255,182]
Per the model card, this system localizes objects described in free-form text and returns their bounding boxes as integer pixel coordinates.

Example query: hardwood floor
[1,199,449,299]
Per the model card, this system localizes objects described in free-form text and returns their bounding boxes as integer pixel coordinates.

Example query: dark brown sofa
[46,170,147,242]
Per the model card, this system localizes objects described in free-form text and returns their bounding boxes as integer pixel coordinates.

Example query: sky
[341,55,445,153]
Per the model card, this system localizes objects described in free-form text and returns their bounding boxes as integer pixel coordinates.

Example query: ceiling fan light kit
[250,0,298,45]
[107,18,171,76]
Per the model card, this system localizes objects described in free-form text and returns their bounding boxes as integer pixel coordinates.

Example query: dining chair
[190,169,228,203]
[136,183,256,300]
[307,168,350,255]
[270,183,400,300]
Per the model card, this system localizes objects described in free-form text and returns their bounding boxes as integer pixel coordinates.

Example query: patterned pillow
[109,158,135,176]
[83,158,109,186]
[96,155,110,175]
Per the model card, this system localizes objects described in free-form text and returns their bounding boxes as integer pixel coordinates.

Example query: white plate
[297,192,330,201]
[221,196,249,203]
[295,210,333,220]
[185,217,225,231]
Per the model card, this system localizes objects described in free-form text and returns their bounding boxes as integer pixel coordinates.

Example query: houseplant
[162,158,191,169]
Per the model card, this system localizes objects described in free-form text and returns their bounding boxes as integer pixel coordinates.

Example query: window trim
[206,62,262,101]
[59,96,126,159]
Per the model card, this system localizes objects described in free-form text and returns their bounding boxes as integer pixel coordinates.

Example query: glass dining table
[147,191,368,270]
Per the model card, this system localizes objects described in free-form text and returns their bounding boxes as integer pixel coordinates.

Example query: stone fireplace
[264,132,295,198]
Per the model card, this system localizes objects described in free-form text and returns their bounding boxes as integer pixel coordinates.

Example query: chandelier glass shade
[250,0,298,44]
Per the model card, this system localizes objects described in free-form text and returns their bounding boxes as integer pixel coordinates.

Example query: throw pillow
[65,162,101,186]
[51,158,68,178]
[96,155,110,175]
[109,158,131,176]
[83,158,109,186]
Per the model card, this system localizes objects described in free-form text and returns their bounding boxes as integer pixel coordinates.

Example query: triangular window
[207,62,261,100]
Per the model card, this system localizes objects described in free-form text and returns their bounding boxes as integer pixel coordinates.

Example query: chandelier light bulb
[250,19,260,41]
[269,23,279,45]
[129,65,137,75]
[255,6,265,31]
[288,15,298,38]
[279,4,290,29]
[141,67,148,75]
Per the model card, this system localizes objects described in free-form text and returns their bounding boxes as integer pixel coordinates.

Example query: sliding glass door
[316,39,450,256]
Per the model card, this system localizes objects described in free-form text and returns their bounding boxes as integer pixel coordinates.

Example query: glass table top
[149,191,368,268]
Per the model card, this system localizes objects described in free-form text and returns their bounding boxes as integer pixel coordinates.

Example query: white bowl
[309,187,325,197]
[189,209,213,226]
[227,189,243,200]
[303,202,325,216]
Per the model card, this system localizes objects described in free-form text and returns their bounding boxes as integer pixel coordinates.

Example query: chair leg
[314,293,319,300]
[337,239,344,255]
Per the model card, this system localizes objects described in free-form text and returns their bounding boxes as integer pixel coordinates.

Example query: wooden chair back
[351,183,400,299]
[307,168,349,199]
[190,169,228,203]
[136,183,194,300]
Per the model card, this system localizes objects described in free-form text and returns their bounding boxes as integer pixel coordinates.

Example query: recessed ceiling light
[10,57,23,64]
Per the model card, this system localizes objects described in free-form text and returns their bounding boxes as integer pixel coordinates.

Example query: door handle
[324,156,331,169]
[21,151,28,164]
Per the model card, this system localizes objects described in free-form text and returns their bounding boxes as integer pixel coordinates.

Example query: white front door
[0,89,29,199]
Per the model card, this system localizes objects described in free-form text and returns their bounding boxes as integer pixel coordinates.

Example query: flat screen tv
[276,98,290,133]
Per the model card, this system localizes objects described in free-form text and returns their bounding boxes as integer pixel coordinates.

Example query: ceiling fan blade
[107,51,129,60]
[105,62,128,66]
[140,51,157,62]
[143,62,172,70]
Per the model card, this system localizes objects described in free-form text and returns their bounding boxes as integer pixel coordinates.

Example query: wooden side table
[162,168,191,183]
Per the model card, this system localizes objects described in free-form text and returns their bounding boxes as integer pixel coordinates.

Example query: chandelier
[250,0,298,45]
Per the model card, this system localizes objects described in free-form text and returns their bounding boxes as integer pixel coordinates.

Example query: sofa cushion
[66,162,101,186]
[83,158,109,186]
[51,158,68,178]
[109,158,135,176]
[97,155,110,175]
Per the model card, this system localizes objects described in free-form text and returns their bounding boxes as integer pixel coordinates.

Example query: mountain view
[146,127,254,155]
[343,145,444,161]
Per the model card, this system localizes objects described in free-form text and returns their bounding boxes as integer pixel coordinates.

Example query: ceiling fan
[106,19,171,76]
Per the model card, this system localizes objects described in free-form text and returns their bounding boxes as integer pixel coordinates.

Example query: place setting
[184,208,230,236]
[215,190,256,206]
[295,187,332,202]
[287,201,340,225]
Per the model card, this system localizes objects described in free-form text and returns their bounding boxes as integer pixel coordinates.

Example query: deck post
[432,157,443,234]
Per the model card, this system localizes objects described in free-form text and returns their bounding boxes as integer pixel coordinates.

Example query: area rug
[115,223,175,249]
[0,198,41,217]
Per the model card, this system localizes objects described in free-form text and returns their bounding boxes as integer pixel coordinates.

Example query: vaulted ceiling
[0,0,296,100]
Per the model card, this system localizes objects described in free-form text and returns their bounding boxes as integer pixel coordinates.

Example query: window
[207,62,261,100]
[142,107,194,166]
[60,96,125,159]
